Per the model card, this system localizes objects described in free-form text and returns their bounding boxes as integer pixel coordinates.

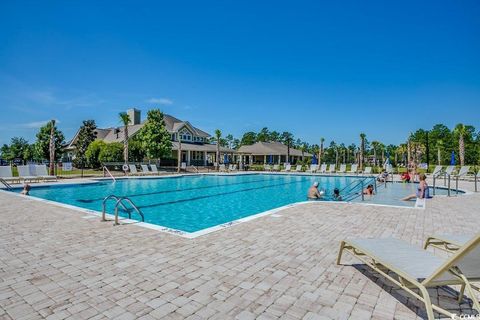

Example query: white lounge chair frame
[363,167,372,175]
[294,165,302,172]
[338,164,346,174]
[282,164,291,172]
[34,164,57,181]
[319,164,327,173]
[348,164,358,175]
[328,164,335,174]
[337,235,480,319]
[17,165,39,183]
[0,166,20,183]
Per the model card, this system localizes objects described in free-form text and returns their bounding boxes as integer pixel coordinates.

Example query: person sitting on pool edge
[332,188,342,201]
[402,173,431,201]
[307,182,323,200]
[363,184,375,195]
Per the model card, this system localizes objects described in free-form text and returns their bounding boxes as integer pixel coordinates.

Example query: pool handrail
[102,166,116,182]
[114,197,144,225]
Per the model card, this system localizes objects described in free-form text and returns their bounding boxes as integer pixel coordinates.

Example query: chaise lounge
[337,234,480,319]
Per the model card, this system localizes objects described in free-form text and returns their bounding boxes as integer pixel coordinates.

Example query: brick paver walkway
[0,180,479,319]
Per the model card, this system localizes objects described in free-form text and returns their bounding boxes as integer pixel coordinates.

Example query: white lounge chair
[282,164,291,172]
[272,164,280,171]
[128,164,140,176]
[17,165,39,183]
[338,164,346,174]
[338,234,480,320]
[264,164,272,171]
[455,166,470,178]
[347,164,358,175]
[0,166,20,184]
[306,164,318,173]
[444,165,456,176]
[318,164,327,173]
[219,164,226,172]
[363,167,372,175]
[140,164,155,175]
[432,165,443,177]
[328,164,336,174]
[150,164,160,174]
[294,165,302,172]
[34,164,57,181]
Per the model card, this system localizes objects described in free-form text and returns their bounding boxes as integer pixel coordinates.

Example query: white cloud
[146,97,173,105]
[21,119,61,129]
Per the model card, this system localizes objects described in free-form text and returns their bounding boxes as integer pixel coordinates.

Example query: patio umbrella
[224,154,229,164]
[450,151,455,165]
[268,155,273,164]
[312,154,318,165]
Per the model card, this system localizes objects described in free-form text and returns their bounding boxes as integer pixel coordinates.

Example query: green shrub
[98,142,123,163]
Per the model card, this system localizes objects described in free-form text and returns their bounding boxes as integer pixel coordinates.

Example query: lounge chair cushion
[347,238,447,280]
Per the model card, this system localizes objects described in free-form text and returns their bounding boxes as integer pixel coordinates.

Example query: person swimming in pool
[363,184,375,196]
[402,173,430,201]
[20,184,31,195]
[332,188,342,201]
[307,182,323,200]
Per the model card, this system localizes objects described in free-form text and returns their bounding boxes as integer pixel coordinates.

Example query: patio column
[187,150,191,166]
[277,155,281,164]
[203,151,207,166]
[264,155,267,164]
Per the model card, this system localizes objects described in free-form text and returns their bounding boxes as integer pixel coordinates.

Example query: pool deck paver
[0,179,479,319]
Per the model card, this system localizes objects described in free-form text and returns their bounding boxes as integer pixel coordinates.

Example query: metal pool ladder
[0,178,12,191]
[102,194,144,225]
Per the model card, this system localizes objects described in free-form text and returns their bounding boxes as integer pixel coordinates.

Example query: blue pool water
[18,174,458,233]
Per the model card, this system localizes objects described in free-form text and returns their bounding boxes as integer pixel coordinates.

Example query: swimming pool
[13,174,458,235]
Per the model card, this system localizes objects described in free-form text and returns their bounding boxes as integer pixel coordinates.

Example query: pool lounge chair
[347,164,358,175]
[264,164,272,171]
[294,165,302,172]
[34,164,57,181]
[444,165,456,177]
[0,166,20,184]
[337,234,480,319]
[424,234,474,253]
[272,164,280,171]
[149,164,161,175]
[338,164,346,174]
[318,164,327,173]
[17,165,39,183]
[328,164,336,174]
[363,167,372,175]
[140,164,155,175]
[282,164,291,172]
[128,164,141,176]
[431,165,443,177]
[306,164,318,173]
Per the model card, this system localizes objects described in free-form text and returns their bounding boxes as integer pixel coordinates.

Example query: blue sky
[1,0,479,147]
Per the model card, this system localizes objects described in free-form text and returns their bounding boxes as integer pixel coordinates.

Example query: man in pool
[333,188,342,201]
[307,182,323,200]
[20,184,31,195]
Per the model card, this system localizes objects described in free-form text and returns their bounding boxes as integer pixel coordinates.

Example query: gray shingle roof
[237,142,312,157]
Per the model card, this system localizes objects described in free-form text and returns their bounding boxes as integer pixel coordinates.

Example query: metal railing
[0,178,12,191]
[114,197,144,225]
[102,166,116,182]
[102,194,144,225]
[340,177,375,202]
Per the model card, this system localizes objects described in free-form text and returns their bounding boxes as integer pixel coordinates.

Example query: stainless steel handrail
[114,197,144,225]
[102,166,116,182]
[102,194,128,221]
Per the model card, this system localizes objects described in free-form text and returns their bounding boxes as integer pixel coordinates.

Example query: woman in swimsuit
[402,173,429,201]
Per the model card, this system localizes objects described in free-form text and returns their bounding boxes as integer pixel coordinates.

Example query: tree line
[1,114,479,169]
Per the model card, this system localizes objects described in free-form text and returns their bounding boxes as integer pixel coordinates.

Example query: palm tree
[359,133,366,170]
[371,141,380,166]
[215,129,221,171]
[436,139,443,165]
[319,137,325,164]
[119,112,131,165]
[49,120,56,175]
[454,124,467,166]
